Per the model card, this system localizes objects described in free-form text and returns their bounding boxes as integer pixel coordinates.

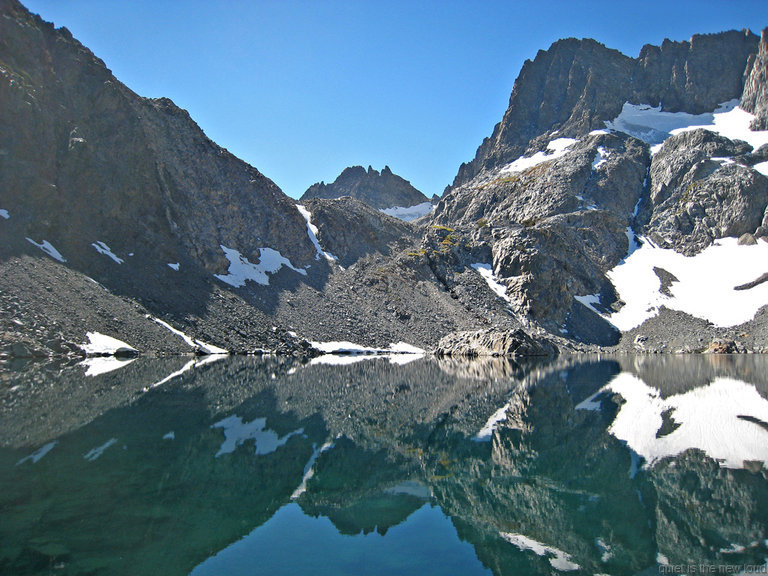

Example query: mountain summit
[301,165,430,210]
[2,0,768,358]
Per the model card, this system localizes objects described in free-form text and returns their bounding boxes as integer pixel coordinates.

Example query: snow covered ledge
[80,332,138,357]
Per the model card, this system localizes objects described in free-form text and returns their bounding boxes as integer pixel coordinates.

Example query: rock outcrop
[436,328,556,357]
[742,29,768,130]
[297,197,418,268]
[643,129,768,255]
[301,165,429,210]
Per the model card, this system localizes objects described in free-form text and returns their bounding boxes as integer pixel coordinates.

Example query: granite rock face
[436,328,556,357]
[431,131,647,338]
[301,165,429,209]
[0,0,315,291]
[742,29,768,130]
[643,129,768,255]
[297,197,418,268]
[450,30,759,189]
[429,27,768,347]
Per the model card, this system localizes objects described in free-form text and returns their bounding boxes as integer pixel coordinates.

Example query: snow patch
[311,340,381,354]
[500,532,580,571]
[16,441,57,466]
[310,340,424,355]
[598,373,768,469]
[389,341,426,354]
[500,137,578,175]
[309,340,425,365]
[592,146,611,170]
[607,100,768,160]
[380,201,434,222]
[309,354,377,366]
[599,237,768,331]
[81,332,137,356]
[84,438,118,461]
[387,353,424,366]
[574,294,603,316]
[26,238,66,262]
[296,204,338,262]
[575,390,605,412]
[211,415,304,458]
[163,431,175,441]
[0,209,9,219]
[671,101,768,153]
[215,245,307,287]
[168,262,180,271]
[606,101,727,149]
[472,262,512,304]
[194,340,228,355]
[148,359,197,389]
[147,315,196,348]
[91,241,123,264]
[755,160,768,177]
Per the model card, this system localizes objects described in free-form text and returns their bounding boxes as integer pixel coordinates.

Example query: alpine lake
[2,352,768,576]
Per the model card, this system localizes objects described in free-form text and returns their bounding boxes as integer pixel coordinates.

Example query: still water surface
[2,353,768,575]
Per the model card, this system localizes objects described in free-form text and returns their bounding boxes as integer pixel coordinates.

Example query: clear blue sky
[21,0,768,199]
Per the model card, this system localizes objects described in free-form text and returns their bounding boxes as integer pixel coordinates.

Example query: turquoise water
[192,503,489,576]
[2,354,768,575]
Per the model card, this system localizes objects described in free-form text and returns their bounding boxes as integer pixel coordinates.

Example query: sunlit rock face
[302,165,430,211]
[428,29,768,347]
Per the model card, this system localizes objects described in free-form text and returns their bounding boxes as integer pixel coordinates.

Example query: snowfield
[296,204,338,262]
[499,137,577,175]
[214,245,307,287]
[606,99,768,175]
[581,237,768,331]
[380,201,434,222]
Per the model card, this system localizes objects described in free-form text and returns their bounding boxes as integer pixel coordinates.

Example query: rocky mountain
[301,165,431,211]
[426,28,768,350]
[1,0,516,358]
[450,30,760,189]
[2,0,768,359]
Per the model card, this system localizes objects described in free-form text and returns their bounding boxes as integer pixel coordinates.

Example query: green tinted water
[2,354,768,575]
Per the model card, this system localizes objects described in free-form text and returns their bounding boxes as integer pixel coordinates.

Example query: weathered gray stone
[435,328,556,357]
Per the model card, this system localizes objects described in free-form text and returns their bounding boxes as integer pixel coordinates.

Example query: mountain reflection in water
[1,354,768,575]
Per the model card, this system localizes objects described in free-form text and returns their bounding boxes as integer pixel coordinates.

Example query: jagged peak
[301,164,428,209]
[449,28,761,190]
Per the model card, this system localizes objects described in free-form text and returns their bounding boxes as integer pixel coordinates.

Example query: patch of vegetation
[431,224,455,232]
[476,218,489,229]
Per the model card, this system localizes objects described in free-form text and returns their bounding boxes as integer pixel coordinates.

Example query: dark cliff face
[742,29,768,130]
[0,0,316,287]
[450,30,760,189]
[301,165,429,209]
